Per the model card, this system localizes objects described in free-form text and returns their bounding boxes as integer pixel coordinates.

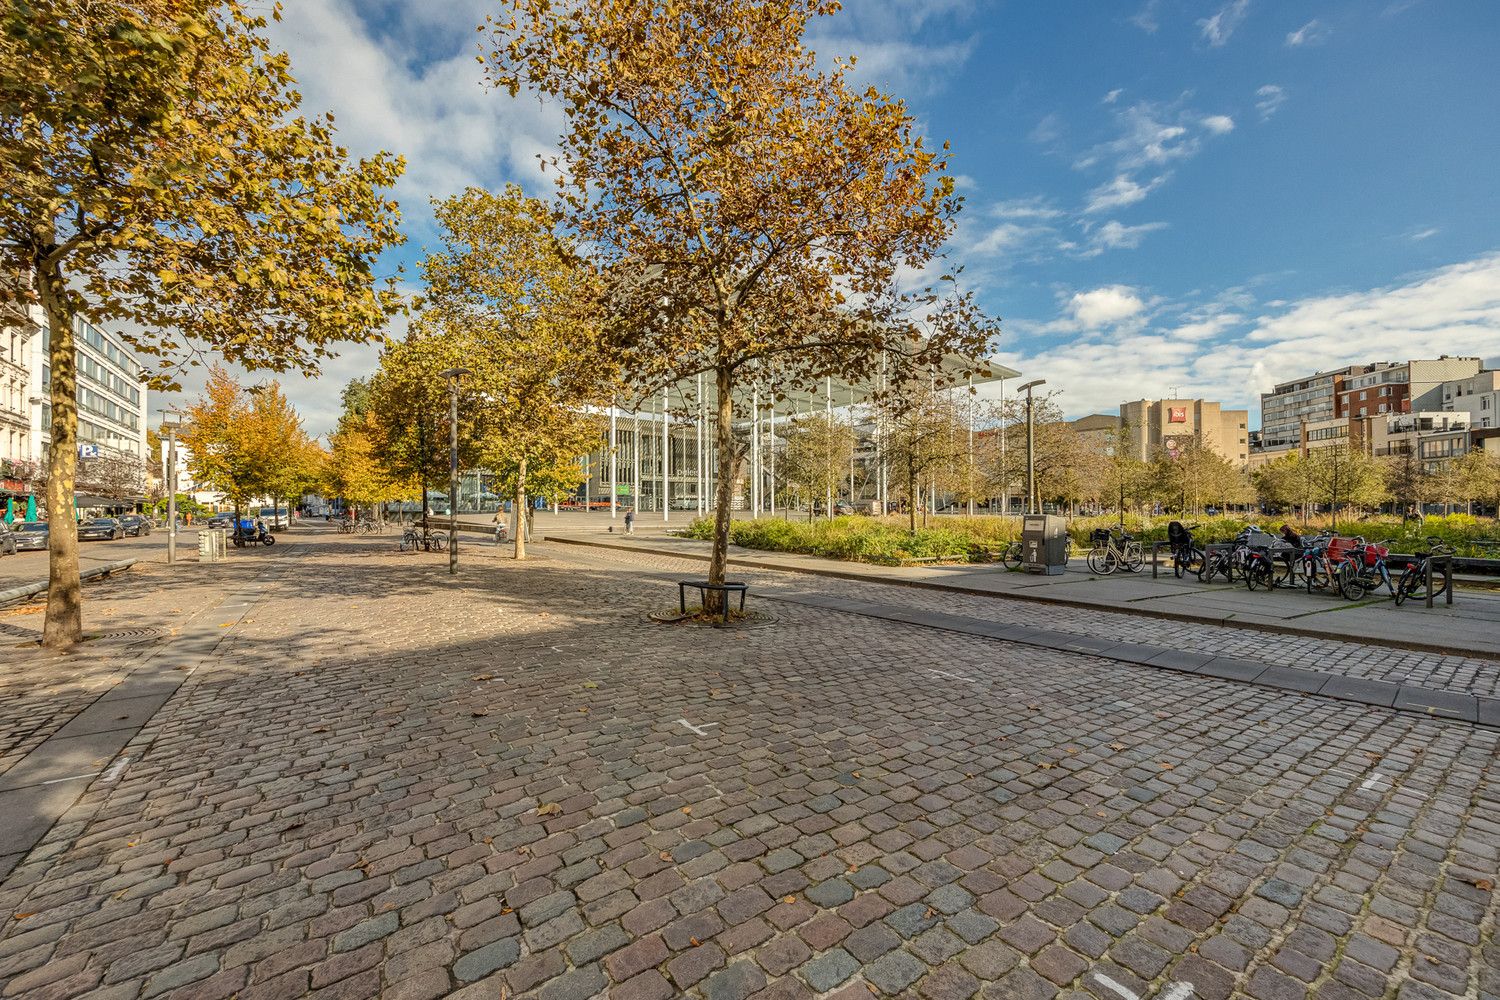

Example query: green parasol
[25,495,36,521]
[4,497,12,524]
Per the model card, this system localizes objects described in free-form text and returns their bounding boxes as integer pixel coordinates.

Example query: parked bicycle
[1303,535,1366,600]
[1340,540,1396,600]
[1166,521,1204,578]
[1087,528,1143,575]
[999,541,1023,570]
[400,526,449,553]
[1393,538,1454,606]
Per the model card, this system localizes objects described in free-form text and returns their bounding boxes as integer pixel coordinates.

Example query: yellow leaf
[536,802,561,816]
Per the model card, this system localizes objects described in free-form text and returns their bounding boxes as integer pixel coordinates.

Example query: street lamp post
[1018,379,1046,515]
[158,409,184,564]
[440,367,471,576]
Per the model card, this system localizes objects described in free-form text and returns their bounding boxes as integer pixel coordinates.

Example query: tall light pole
[158,409,184,564]
[1018,379,1046,515]
[440,367,470,575]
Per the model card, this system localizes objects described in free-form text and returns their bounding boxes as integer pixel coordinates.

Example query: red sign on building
[1168,406,1187,423]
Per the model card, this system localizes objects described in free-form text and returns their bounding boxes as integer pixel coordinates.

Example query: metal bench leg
[679,583,688,615]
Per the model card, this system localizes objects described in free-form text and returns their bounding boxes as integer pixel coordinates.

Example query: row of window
[78,353,141,406]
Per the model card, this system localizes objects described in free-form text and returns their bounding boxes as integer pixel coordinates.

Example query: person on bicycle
[492,508,507,545]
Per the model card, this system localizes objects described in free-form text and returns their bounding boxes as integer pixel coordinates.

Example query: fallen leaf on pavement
[472,674,493,681]
[689,937,701,947]
[784,896,796,904]
[536,803,561,817]
[659,851,672,861]
[1109,743,1126,751]
[681,806,692,815]
[1475,878,1494,891]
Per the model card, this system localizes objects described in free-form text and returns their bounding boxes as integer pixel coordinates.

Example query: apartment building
[0,297,39,466]
[1441,369,1499,431]
[1337,356,1482,421]
[30,316,149,466]
[1119,398,1250,467]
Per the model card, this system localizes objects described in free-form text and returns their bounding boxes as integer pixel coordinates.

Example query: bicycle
[1303,536,1365,600]
[1342,541,1395,600]
[337,519,356,534]
[400,526,450,553]
[1166,521,1204,579]
[1087,528,1143,575]
[999,541,1023,570]
[1393,538,1454,606]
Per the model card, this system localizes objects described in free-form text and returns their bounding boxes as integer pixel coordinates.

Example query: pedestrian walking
[623,507,634,535]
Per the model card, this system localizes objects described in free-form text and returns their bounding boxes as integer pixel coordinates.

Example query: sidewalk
[542,528,1500,659]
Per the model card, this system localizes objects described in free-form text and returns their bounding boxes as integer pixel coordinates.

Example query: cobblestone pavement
[0,532,1495,1000]
[561,541,1500,699]
[0,562,229,778]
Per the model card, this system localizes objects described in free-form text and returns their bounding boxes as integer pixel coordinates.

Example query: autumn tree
[1305,445,1385,527]
[0,0,405,645]
[367,332,482,531]
[486,0,993,601]
[780,411,856,520]
[417,185,616,560]
[327,412,413,518]
[878,379,964,532]
[182,368,270,519]
[987,393,1084,513]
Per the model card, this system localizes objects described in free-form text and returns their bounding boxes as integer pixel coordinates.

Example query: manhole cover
[86,628,164,643]
[647,608,777,629]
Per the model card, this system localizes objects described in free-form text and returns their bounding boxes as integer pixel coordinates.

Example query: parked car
[119,514,153,537]
[78,518,124,541]
[206,513,236,528]
[257,507,290,530]
[11,521,48,551]
[0,522,15,556]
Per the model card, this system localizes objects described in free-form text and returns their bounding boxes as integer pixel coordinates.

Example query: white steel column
[661,388,670,522]
[849,387,857,507]
[825,377,833,515]
[609,404,618,519]
[768,403,776,517]
[696,374,705,516]
[967,374,975,517]
[751,386,761,518]
[999,377,1008,516]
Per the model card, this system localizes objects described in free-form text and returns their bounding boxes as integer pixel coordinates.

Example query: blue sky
[216,0,1500,433]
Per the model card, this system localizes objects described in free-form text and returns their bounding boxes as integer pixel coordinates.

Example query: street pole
[440,367,470,575]
[1018,379,1046,515]
[167,425,177,564]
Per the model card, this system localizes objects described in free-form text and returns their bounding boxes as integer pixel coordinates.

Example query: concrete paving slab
[0,730,133,791]
[1142,649,1215,672]
[0,782,92,857]
[1256,665,1329,693]
[1196,657,1268,682]
[52,693,173,739]
[1318,676,1402,707]
[1393,686,1478,722]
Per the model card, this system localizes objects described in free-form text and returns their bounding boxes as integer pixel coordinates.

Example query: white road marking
[676,719,718,737]
[1091,974,1195,1000]
[926,668,976,683]
[40,773,96,786]
[1093,974,1140,1000]
[103,757,129,782]
[1360,774,1385,791]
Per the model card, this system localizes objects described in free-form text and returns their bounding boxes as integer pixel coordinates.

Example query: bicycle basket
[1325,537,1361,560]
[1090,528,1113,544]
[1361,544,1389,567]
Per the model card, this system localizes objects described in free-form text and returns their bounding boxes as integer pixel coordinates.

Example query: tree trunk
[907,468,917,534]
[708,366,736,610]
[513,455,527,560]
[421,482,429,535]
[39,268,82,647]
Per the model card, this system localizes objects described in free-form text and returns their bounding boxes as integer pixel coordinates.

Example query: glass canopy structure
[468,351,1021,522]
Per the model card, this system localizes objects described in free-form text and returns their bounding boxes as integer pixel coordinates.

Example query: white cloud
[1129,0,1161,33]
[1083,173,1167,214]
[1088,220,1169,252]
[1285,19,1331,46]
[1410,227,1440,241]
[1028,113,1065,148]
[997,254,1500,419]
[1199,0,1251,47]
[1103,88,1123,105]
[1255,84,1287,121]
[1201,114,1235,135]
[989,197,1066,222]
[1068,286,1147,328]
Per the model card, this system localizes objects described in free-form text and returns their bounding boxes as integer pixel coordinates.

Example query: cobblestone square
[0,530,1495,999]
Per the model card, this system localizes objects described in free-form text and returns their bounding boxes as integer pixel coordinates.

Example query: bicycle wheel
[1086,546,1107,574]
[430,533,448,552]
[1394,564,1419,606]
[1197,556,1218,583]
[1001,543,1022,570]
[1305,560,1324,594]
[1337,562,1367,601]
[1123,543,1143,573]
[1246,559,1273,591]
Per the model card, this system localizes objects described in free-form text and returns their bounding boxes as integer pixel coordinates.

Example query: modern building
[1069,414,1121,455]
[1118,398,1250,467]
[1370,411,1472,467]
[1440,369,1499,431]
[30,316,149,467]
[1259,364,1373,450]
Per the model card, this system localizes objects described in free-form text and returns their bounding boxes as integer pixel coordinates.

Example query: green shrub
[681,511,1499,561]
